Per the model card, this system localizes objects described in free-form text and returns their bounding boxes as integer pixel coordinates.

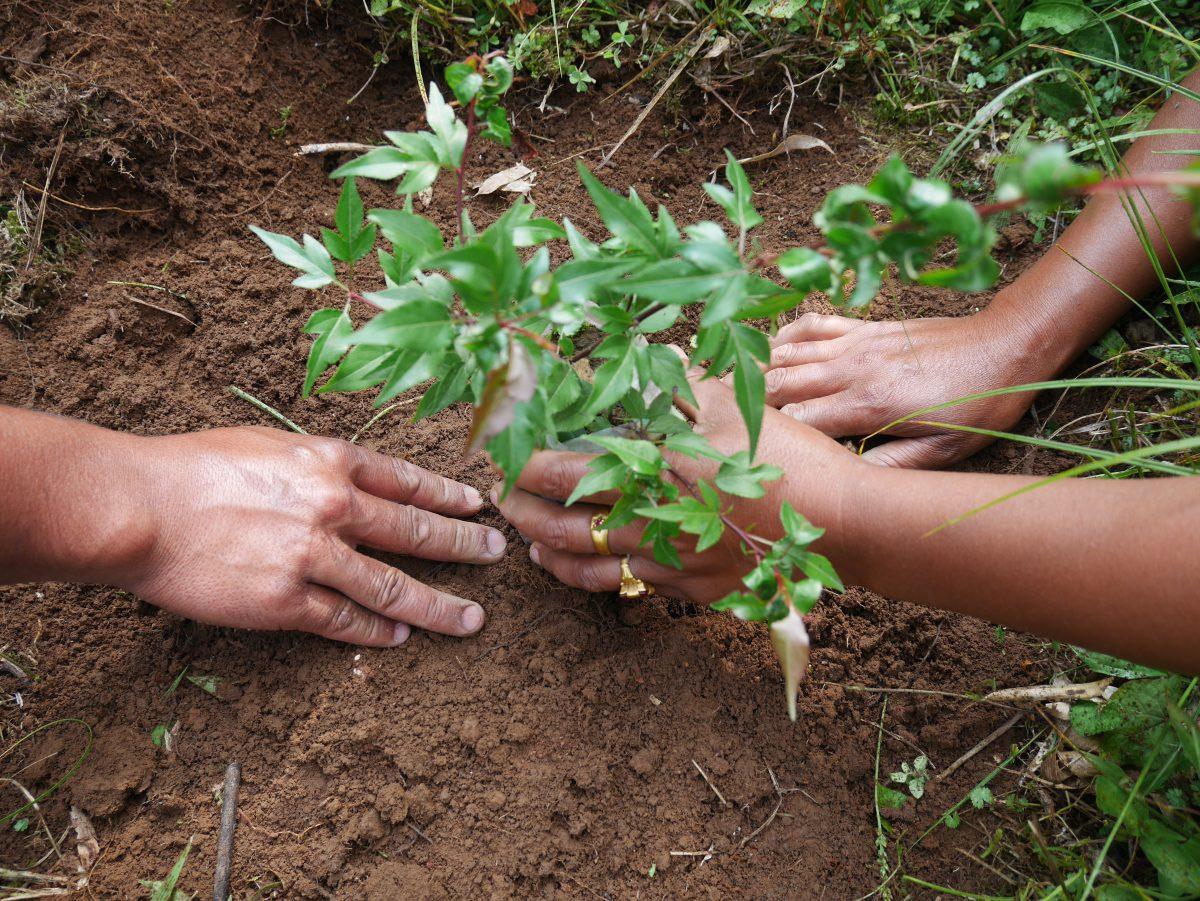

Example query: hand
[122,427,505,646]
[764,305,1052,469]
[494,376,861,606]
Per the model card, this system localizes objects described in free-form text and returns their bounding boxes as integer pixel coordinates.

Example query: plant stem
[664,462,770,564]
[455,99,478,246]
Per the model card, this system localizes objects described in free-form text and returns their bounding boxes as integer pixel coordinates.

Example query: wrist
[976,288,1069,379]
[55,426,159,588]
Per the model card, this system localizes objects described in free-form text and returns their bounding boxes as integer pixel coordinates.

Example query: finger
[297,585,409,647]
[349,491,506,564]
[347,446,483,516]
[312,547,485,637]
[528,542,678,595]
[779,396,871,437]
[768,338,844,370]
[494,488,642,556]
[860,434,973,470]
[764,364,839,407]
[772,312,860,347]
[513,451,621,505]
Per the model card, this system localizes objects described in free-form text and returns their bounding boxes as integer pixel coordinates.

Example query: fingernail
[486,529,506,558]
[463,485,483,507]
[461,604,484,633]
[392,622,411,645]
[529,544,541,565]
[488,484,501,505]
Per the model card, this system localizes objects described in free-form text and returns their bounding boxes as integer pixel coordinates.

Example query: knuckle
[371,566,417,617]
[541,515,576,552]
[401,506,435,553]
[310,481,356,524]
[390,458,422,499]
[318,595,358,636]
[542,458,580,501]
[576,559,611,593]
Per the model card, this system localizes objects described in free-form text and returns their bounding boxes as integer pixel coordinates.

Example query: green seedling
[890,754,931,800]
[251,54,1200,719]
[140,838,194,901]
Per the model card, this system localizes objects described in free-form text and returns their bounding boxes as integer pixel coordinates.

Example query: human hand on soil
[494,375,863,605]
[764,306,1053,469]
[123,427,504,646]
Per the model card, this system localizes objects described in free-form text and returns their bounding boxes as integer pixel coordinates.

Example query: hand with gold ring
[491,370,859,606]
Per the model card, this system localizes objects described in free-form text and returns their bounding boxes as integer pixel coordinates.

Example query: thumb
[860,434,967,470]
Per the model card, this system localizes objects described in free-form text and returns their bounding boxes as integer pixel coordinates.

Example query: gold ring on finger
[618,555,655,602]
[589,512,612,556]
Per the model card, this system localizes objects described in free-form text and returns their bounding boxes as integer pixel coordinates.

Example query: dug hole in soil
[1,2,1058,896]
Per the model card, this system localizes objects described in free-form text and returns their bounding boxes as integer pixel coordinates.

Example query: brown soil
[2,2,1062,897]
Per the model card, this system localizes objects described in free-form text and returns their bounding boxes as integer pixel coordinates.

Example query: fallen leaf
[705,35,731,58]
[70,806,99,872]
[416,186,434,208]
[474,163,536,195]
[466,341,537,453]
[737,133,833,166]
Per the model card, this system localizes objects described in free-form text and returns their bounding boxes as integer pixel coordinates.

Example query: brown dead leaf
[705,35,731,58]
[737,133,834,166]
[70,806,99,872]
[474,163,536,195]
[466,342,537,453]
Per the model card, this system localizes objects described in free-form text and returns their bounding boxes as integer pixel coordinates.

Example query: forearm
[830,464,1200,674]
[0,406,154,586]
[986,69,1200,369]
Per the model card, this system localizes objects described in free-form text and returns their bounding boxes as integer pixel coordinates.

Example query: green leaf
[336,177,364,240]
[621,259,735,304]
[369,209,445,261]
[968,785,993,809]
[1075,648,1169,680]
[376,351,438,405]
[445,62,483,105]
[1141,818,1200,897]
[780,503,826,545]
[1168,701,1200,774]
[875,783,908,811]
[1020,0,1095,34]
[487,391,544,497]
[576,163,659,256]
[302,307,353,396]
[646,344,697,406]
[585,338,637,415]
[415,358,470,419]
[703,150,763,241]
[321,344,399,393]
[729,324,770,455]
[714,451,783,499]
[251,226,337,289]
[777,247,834,294]
[566,453,628,505]
[712,592,769,621]
[589,436,663,476]
[664,430,727,461]
[350,301,453,351]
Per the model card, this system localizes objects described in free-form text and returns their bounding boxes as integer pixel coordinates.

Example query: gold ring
[618,555,655,601]
[589,512,612,556]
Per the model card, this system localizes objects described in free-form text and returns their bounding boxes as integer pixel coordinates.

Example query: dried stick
[933,713,1025,785]
[294,142,376,157]
[213,762,240,901]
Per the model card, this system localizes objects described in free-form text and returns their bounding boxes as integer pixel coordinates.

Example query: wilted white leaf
[737,133,833,166]
[474,163,536,195]
[70,806,99,872]
[770,609,810,722]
